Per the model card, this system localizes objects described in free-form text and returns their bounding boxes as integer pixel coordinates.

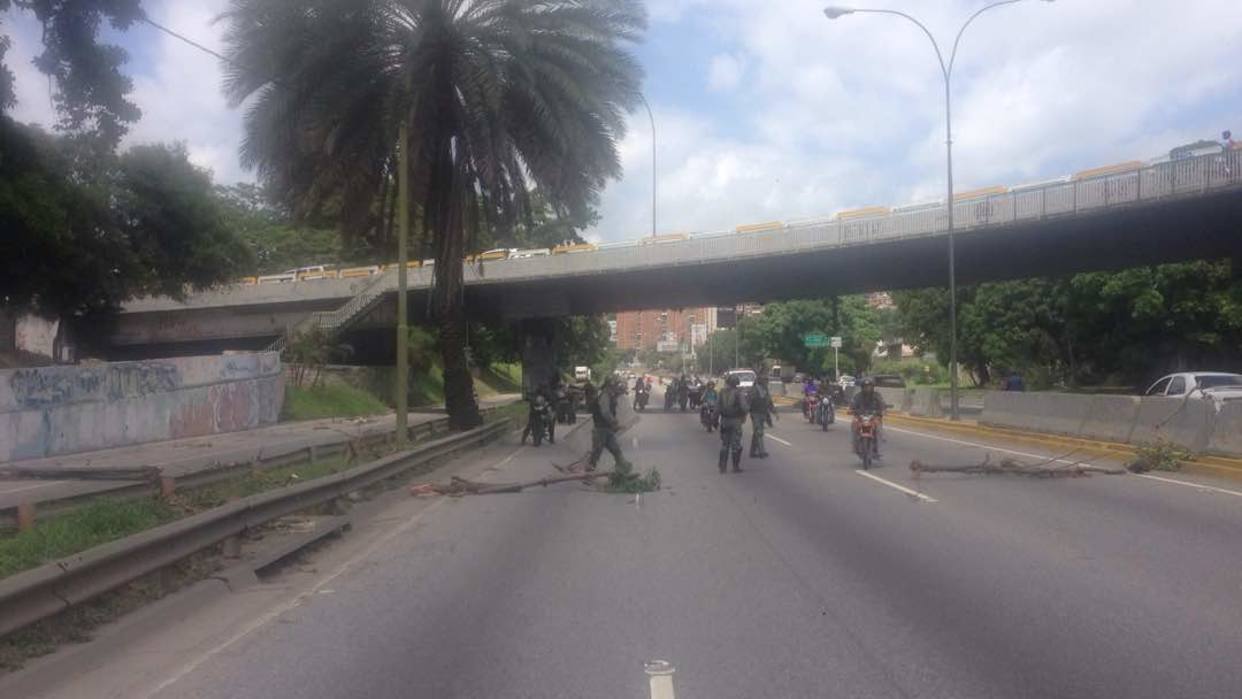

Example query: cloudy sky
[6,0,1242,243]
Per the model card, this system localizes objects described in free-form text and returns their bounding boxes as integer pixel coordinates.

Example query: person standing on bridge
[749,373,777,458]
[587,376,630,473]
[717,374,750,473]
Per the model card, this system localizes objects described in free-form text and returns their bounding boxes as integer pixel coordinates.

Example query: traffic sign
[830,336,842,348]
[803,333,829,348]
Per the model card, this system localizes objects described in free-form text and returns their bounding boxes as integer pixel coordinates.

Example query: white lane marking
[854,469,938,503]
[885,425,1092,467]
[1135,473,1242,499]
[768,435,793,447]
[645,660,676,699]
[888,425,1242,498]
[142,445,525,698]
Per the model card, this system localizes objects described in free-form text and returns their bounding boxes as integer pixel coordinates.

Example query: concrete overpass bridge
[100,150,1242,360]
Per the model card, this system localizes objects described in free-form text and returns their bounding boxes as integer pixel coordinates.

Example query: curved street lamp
[637,94,658,239]
[824,0,1055,420]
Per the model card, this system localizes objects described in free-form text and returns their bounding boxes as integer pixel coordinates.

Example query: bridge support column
[520,319,560,398]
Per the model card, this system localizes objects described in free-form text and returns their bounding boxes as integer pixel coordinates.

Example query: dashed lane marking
[645,660,676,699]
[854,469,938,503]
[1135,473,1242,499]
[768,435,793,447]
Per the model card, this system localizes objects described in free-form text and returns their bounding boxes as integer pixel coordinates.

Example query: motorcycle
[688,383,703,410]
[523,399,556,447]
[556,394,576,424]
[852,413,880,469]
[803,393,819,422]
[700,400,719,432]
[816,395,835,431]
[634,386,650,412]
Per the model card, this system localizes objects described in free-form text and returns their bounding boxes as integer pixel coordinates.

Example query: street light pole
[638,94,657,239]
[824,0,1053,421]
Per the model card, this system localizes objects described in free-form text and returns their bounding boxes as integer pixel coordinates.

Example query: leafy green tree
[222,0,644,429]
[1,120,251,318]
[892,260,1242,388]
[0,0,144,147]
[215,184,342,274]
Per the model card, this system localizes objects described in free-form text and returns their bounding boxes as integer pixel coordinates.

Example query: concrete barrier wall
[1129,396,1217,452]
[977,390,1241,458]
[1206,402,1242,456]
[908,388,943,418]
[1078,395,1141,443]
[876,387,911,412]
[0,353,283,462]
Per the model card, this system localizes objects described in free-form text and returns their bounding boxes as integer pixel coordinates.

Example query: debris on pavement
[910,455,1126,478]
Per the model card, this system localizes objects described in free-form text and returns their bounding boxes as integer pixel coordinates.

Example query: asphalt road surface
[17,392,1242,699]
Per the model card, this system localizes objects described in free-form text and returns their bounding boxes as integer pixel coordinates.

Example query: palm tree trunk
[430,152,482,430]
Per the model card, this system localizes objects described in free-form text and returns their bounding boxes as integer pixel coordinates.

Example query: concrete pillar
[520,319,560,399]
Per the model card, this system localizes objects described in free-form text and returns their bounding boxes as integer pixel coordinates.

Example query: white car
[1143,372,1242,405]
[724,369,756,391]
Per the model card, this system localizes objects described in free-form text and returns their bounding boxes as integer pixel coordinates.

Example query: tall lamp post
[638,94,658,239]
[824,0,1054,420]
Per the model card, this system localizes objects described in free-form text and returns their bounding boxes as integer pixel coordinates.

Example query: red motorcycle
[802,392,819,422]
[852,413,881,469]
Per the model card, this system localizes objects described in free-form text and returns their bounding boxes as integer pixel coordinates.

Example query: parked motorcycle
[852,413,880,469]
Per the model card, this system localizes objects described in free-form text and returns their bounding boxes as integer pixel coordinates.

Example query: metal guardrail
[0,406,505,528]
[0,418,511,639]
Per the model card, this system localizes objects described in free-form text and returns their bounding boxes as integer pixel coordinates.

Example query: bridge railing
[253,148,1242,298]
[460,148,1241,282]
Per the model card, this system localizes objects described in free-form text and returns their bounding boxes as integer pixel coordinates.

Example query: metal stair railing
[267,269,395,353]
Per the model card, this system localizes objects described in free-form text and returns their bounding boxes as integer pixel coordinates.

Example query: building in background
[867,292,895,310]
[615,307,717,351]
[607,319,618,344]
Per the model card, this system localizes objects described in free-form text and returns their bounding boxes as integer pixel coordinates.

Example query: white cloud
[124,0,248,184]
[7,0,1242,240]
[707,53,744,92]
[593,0,1242,241]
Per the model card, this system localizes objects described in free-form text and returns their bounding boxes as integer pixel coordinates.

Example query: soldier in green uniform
[587,376,630,472]
[717,374,749,473]
[749,374,777,458]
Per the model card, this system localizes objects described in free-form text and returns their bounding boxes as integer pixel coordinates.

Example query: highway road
[13,390,1242,699]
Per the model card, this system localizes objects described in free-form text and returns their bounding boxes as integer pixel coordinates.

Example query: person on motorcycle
[802,376,819,418]
[677,374,690,411]
[522,388,554,445]
[699,380,720,432]
[849,377,885,457]
[664,375,678,410]
[632,376,648,410]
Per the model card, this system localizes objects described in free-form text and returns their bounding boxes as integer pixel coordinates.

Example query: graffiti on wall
[8,362,181,410]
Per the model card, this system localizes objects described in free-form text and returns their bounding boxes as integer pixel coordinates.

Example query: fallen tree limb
[910,456,1126,478]
[411,471,612,496]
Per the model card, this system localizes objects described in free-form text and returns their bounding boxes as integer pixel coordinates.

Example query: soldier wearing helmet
[717,373,750,473]
[587,375,630,472]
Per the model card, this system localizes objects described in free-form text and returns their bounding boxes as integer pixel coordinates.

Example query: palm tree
[221,0,645,428]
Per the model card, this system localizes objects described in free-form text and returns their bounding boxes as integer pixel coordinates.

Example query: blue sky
[7,0,1242,243]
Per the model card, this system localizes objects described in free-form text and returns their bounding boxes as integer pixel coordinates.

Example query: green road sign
[803,333,829,348]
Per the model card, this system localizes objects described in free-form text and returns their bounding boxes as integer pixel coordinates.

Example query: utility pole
[394,119,410,446]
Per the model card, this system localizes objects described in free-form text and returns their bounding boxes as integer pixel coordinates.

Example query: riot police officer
[749,374,777,458]
[717,374,749,473]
